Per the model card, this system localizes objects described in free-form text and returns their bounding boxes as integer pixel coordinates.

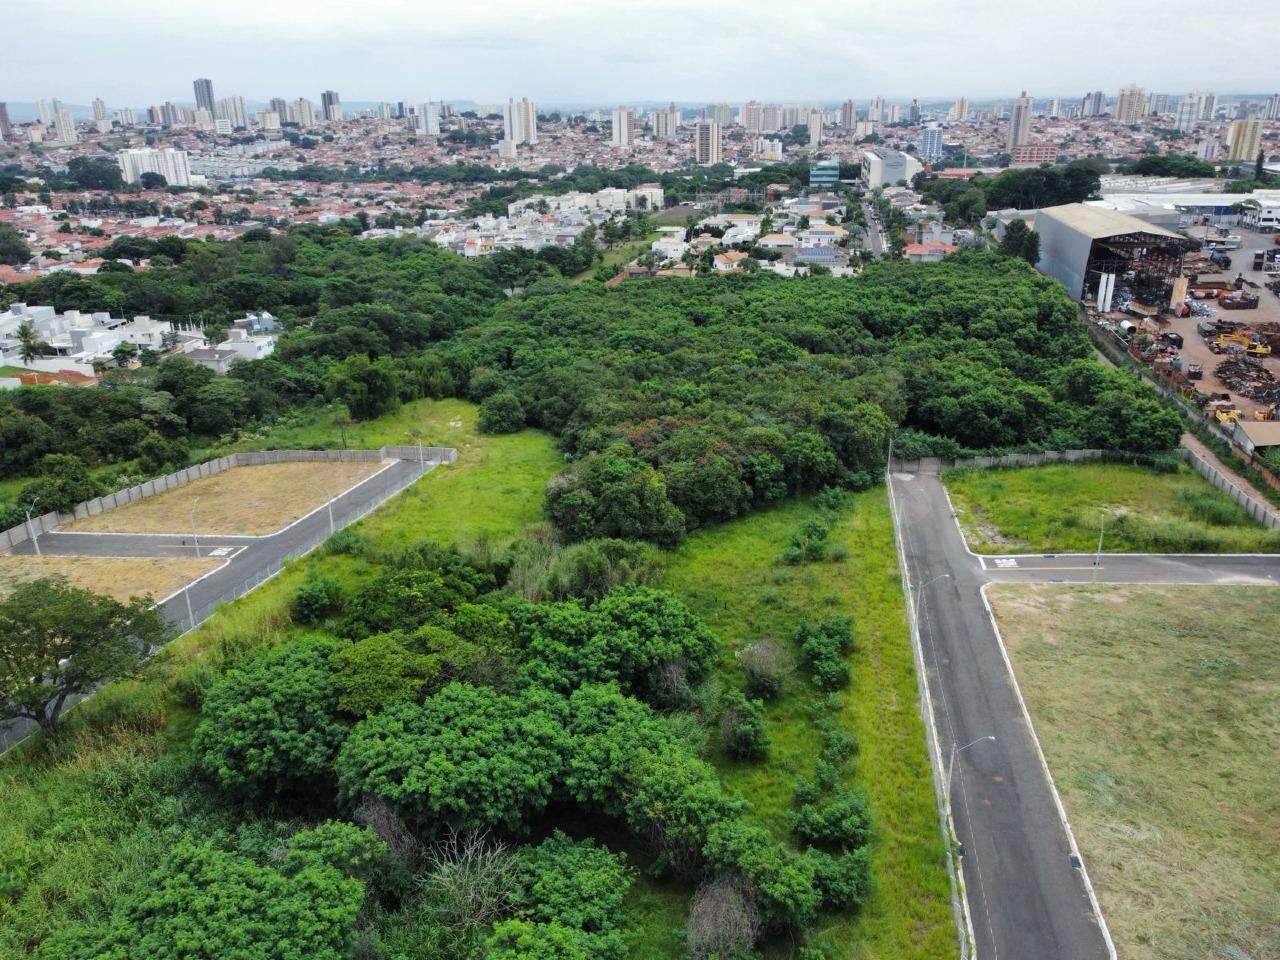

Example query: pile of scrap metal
[1216,357,1280,404]
[1200,320,1271,355]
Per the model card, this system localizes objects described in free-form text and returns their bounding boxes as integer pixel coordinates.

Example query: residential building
[652,103,679,139]
[703,103,733,125]
[293,98,316,127]
[610,107,634,148]
[809,159,839,190]
[1115,84,1145,124]
[1146,92,1169,116]
[695,119,722,165]
[0,102,10,141]
[255,110,281,131]
[920,124,943,161]
[741,100,761,133]
[1227,119,1261,162]
[415,101,441,135]
[1007,91,1031,151]
[36,98,56,126]
[321,90,342,122]
[807,108,822,148]
[1047,98,1061,119]
[193,78,215,114]
[503,97,537,145]
[1188,89,1217,120]
[216,95,247,129]
[1267,94,1280,122]
[91,98,108,124]
[840,99,856,128]
[1011,142,1057,166]
[951,97,969,121]
[53,106,77,144]
[117,147,192,187]
[1174,97,1199,132]
[1081,90,1106,116]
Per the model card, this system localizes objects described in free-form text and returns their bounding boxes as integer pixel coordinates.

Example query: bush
[591,586,719,696]
[739,639,786,702]
[508,831,631,936]
[795,617,855,690]
[686,874,759,960]
[291,574,342,624]
[331,631,440,716]
[192,636,347,798]
[788,789,874,850]
[780,515,832,565]
[487,920,618,960]
[539,537,661,601]
[477,391,526,433]
[720,690,769,762]
[807,847,873,913]
[701,819,820,932]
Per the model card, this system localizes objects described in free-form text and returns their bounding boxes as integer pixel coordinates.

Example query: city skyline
[2,0,1277,104]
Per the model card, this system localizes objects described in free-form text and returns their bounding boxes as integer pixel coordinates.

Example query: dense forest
[1,228,1178,537]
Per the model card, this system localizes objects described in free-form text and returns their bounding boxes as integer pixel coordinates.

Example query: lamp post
[24,496,41,557]
[1092,511,1106,583]
[946,735,996,814]
[914,572,950,626]
[189,496,201,557]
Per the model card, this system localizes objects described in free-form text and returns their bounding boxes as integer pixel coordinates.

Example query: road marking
[994,558,1018,568]
[209,546,233,557]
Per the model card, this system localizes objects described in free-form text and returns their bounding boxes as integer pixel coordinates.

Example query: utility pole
[189,496,201,557]
[1092,512,1105,582]
[946,735,996,817]
[24,496,41,556]
[183,583,196,631]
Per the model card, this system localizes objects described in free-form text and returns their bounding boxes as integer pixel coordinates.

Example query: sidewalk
[1181,432,1278,521]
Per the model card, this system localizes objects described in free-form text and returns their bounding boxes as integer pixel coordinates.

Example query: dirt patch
[0,555,221,603]
[66,461,386,536]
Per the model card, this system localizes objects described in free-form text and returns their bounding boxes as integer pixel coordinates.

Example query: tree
[139,171,168,190]
[0,577,170,734]
[66,156,125,190]
[18,453,104,514]
[15,319,46,364]
[111,340,139,368]
[1000,219,1040,264]
[0,223,32,266]
[478,391,526,433]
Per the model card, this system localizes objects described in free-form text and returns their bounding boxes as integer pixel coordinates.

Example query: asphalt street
[889,467,1280,960]
[1,456,436,752]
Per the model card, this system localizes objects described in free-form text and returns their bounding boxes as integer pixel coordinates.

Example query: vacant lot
[945,462,1280,553]
[0,554,221,603]
[66,461,386,536]
[989,583,1279,960]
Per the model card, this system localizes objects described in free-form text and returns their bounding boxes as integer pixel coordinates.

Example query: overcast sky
[3,0,1278,106]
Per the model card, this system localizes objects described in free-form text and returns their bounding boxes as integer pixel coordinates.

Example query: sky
[3,0,1278,107]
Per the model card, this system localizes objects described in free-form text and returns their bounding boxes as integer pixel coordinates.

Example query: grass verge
[944,462,1280,553]
[988,584,1279,960]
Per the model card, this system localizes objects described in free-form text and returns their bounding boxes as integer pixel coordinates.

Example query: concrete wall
[0,445,458,551]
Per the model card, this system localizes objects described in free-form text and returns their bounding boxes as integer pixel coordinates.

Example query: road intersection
[889,466,1278,960]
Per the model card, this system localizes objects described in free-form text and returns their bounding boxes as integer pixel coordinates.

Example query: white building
[504,97,538,145]
[216,95,248,129]
[861,148,922,189]
[415,101,441,136]
[53,107,78,145]
[610,107,634,148]
[118,148,192,187]
[695,119,722,165]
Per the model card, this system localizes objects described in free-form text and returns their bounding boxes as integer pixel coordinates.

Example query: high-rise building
[36,98,56,126]
[807,108,823,148]
[703,103,732,125]
[1187,89,1217,120]
[1146,93,1169,116]
[908,98,920,124]
[118,147,192,187]
[652,103,679,139]
[755,137,783,161]
[610,107,635,148]
[268,98,290,123]
[869,95,886,123]
[951,97,969,121]
[1047,97,1062,118]
[53,106,77,144]
[1115,84,1145,124]
[256,110,281,131]
[741,100,761,133]
[215,95,246,129]
[1081,90,1106,117]
[1007,91,1031,150]
[0,102,11,141]
[840,99,856,128]
[503,97,537,145]
[415,101,440,135]
[694,119,721,165]
[116,108,135,127]
[760,104,782,133]
[321,90,342,122]
[1227,119,1261,162]
[1173,97,1199,133]
[1267,93,1280,121]
[293,98,316,127]
[91,97,108,123]
[919,124,943,161]
[193,78,215,114]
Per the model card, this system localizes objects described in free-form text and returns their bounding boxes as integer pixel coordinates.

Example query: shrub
[331,631,439,716]
[539,538,661,601]
[701,819,820,932]
[788,789,874,851]
[417,831,515,936]
[487,920,617,960]
[686,874,759,960]
[291,574,342,624]
[795,617,855,691]
[739,639,787,701]
[780,515,832,565]
[477,391,526,433]
[592,586,719,695]
[720,690,769,762]
[192,636,347,798]
[508,831,631,936]
[335,683,567,832]
[807,848,873,913]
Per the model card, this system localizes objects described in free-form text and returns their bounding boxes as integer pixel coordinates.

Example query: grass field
[0,554,220,603]
[988,584,1280,960]
[65,461,386,536]
[645,492,955,960]
[944,462,1280,553]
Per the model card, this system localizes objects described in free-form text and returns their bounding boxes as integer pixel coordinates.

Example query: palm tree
[16,320,41,365]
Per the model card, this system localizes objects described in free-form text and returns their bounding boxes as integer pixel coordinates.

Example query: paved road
[1,457,437,751]
[889,467,1280,960]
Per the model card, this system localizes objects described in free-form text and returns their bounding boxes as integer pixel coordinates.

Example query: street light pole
[914,572,950,626]
[189,496,201,557]
[24,496,41,557]
[1092,511,1106,583]
[946,735,997,812]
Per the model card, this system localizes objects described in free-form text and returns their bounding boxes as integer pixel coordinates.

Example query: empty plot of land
[66,461,387,536]
[945,462,1280,553]
[0,555,221,603]
[989,583,1279,960]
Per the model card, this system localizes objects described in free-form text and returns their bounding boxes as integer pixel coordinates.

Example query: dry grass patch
[989,583,1279,960]
[0,554,221,603]
[67,461,386,536]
